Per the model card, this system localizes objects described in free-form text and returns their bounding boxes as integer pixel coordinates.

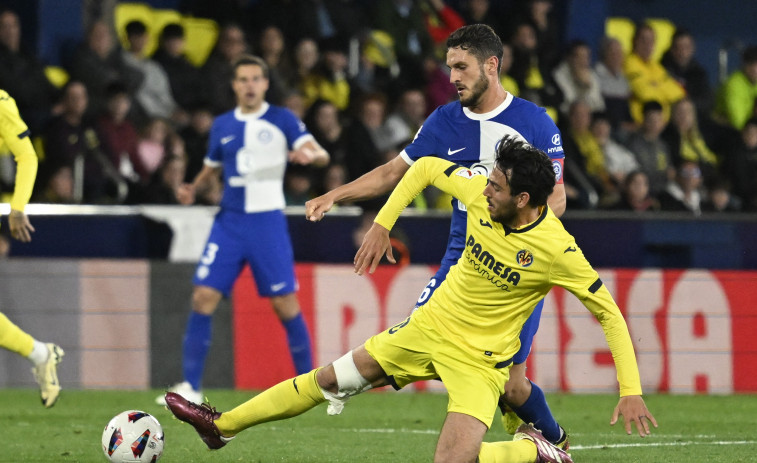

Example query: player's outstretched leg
[31,343,64,408]
[503,380,568,449]
[513,423,573,463]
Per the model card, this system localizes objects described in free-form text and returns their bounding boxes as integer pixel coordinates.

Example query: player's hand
[610,395,658,437]
[8,209,34,242]
[288,147,314,165]
[305,194,335,222]
[354,223,394,275]
[176,183,196,205]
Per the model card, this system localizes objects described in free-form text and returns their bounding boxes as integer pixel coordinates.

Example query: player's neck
[468,85,507,114]
[510,206,543,229]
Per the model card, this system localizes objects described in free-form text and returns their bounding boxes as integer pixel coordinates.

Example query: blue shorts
[193,209,297,298]
[415,265,543,366]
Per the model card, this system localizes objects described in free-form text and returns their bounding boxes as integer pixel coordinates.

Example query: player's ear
[516,191,530,208]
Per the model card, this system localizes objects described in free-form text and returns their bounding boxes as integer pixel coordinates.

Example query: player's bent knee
[192,286,222,315]
[319,351,372,416]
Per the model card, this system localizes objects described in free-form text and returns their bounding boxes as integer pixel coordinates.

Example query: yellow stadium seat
[151,9,183,56]
[44,66,69,88]
[114,2,155,52]
[646,18,676,62]
[181,17,219,67]
[605,16,635,56]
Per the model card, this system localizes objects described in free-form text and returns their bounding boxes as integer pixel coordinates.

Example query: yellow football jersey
[0,89,38,211]
[375,157,642,396]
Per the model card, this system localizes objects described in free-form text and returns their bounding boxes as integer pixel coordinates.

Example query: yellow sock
[479,440,537,463]
[0,313,34,357]
[216,368,326,436]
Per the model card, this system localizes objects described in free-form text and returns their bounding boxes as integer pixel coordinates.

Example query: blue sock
[282,313,313,374]
[512,381,562,443]
[182,311,212,391]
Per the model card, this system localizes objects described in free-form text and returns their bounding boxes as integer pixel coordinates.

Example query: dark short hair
[742,45,757,65]
[494,136,555,207]
[642,100,663,115]
[125,20,147,37]
[160,23,184,41]
[446,24,504,72]
[232,54,269,79]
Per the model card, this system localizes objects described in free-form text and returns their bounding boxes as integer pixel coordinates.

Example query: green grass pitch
[2,388,756,462]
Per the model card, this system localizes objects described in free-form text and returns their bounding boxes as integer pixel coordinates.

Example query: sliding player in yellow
[0,89,64,407]
[165,136,656,462]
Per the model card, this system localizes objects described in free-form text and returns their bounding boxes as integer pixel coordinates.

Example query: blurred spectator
[289,0,366,43]
[284,164,315,205]
[384,88,427,149]
[289,37,320,92]
[34,164,75,204]
[423,55,457,112]
[321,162,348,196]
[723,117,757,211]
[508,22,562,117]
[594,36,633,134]
[0,8,56,132]
[152,23,206,112]
[139,154,187,204]
[372,0,435,89]
[136,117,171,181]
[608,170,660,212]
[43,81,123,203]
[69,20,140,116]
[201,23,248,114]
[255,25,294,105]
[305,99,380,183]
[356,92,395,153]
[713,45,757,131]
[511,0,560,71]
[121,20,180,124]
[701,175,742,213]
[282,91,307,120]
[561,101,615,205]
[662,97,719,178]
[623,22,685,124]
[458,0,506,40]
[95,82,144,186]
[552,40,605,116]
[591,112,639,186]
[624,100,674,196]
[421,0,465,53]
[661,28,714,118]
[179,106,214,182]
[301,36,351,111]
[499,43,519,96]
[657,161,703,215]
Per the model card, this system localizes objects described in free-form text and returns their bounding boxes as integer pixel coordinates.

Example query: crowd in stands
[0,0,756,214]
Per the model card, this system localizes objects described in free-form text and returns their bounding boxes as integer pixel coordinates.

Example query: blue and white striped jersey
[400,92,564,271]
[205,102,315,213]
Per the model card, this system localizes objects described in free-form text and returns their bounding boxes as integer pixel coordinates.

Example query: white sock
[27,341,49,365]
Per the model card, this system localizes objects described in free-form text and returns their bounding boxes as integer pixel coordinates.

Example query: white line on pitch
[570,440,756,450]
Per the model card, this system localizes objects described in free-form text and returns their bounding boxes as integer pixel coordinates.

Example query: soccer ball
[101,410,164,462]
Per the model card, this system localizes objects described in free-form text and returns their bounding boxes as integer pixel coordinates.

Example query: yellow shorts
[364,309,510,428]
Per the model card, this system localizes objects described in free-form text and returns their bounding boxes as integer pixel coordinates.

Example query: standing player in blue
[157,55,330,405]
[305,24,568,446]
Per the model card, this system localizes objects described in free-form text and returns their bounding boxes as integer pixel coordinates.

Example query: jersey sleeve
[400,107,442,164]
[280,109,313,150]
[529,109,565,185]
[375,157,483,231]
[0,94,38,211]
[204,119,224,167]
[550,243,643,397]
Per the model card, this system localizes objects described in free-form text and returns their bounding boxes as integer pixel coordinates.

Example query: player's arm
[177,163,221,205]
[0,100,37,242]
[289,139,329,167]
[306,155,411,222]
[547,183,566,217]
[355,157,478,274]
[553,247,658,437]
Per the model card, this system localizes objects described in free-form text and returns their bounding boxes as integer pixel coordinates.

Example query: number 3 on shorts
[200,242,219,265]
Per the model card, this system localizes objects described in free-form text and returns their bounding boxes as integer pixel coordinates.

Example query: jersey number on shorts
[200,242,219,265]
